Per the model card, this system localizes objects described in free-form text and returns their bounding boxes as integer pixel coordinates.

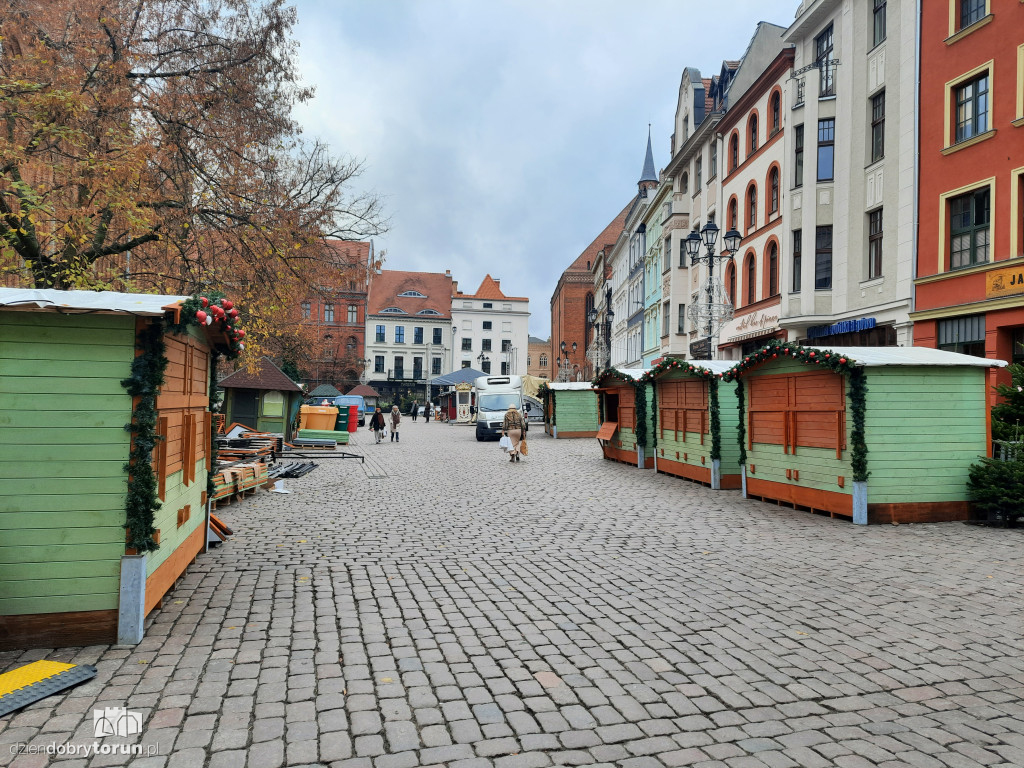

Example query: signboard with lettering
[689,338,712,359]
[986,265,1024,300]
[807,316,877,340]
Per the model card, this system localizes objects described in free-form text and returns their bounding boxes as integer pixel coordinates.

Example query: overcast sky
[291,0,797,338]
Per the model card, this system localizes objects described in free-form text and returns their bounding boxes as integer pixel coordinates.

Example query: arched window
[729,198,738,230]
[539,354,548,367]
[730,133,739,172]
[769,167,779,214]
[747,185,757,231]
[725,261,736,305]
[745,252,757,305]
[768,242,778,296]
[680,172,688,194]
[347,336,357,349]
[749,114,758,154]
[771,92,781,133]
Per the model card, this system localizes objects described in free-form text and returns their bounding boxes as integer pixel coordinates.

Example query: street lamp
[477,351,490,374]
[557,341,578,382]
[686,221,741,359]
[359,357,372,385]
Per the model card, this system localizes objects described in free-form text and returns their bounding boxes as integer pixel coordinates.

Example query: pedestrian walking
[411,399,418,422]
[502,404,524,462]
[390,405,402,442]
[369,406,386,444]
[423,400,431,422]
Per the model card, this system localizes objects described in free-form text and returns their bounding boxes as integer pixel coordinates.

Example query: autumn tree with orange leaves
[0,0,385,357]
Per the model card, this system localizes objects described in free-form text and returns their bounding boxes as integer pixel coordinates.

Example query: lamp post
[477,352,490,374]
[686,221,741,360]
[557,341,578,382]
[359,357,372,385]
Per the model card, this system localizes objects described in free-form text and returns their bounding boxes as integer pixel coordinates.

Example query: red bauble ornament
[237,329,245,338]
[200,297,209,307]
[809,352,816,358]
[195,310,207,323]
[222,300,234,310]
[772,353,777,358]
[839,358,847,364]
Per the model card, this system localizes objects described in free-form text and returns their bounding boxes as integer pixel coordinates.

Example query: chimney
[452,281,458,294]
[445,269,451,276]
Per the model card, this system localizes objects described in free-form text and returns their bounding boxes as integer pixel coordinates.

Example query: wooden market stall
[645,359,741,489]
[0,288,242,649]
[593,368,654,468]
[219,357,303,442]
[543,382,599,438]
[726,343,1005,524]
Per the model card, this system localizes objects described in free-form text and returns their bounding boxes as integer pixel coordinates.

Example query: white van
[473,375,526,441]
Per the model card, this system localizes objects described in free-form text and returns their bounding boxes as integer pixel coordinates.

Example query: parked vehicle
[333,394,367,426]
[473,375,525,441]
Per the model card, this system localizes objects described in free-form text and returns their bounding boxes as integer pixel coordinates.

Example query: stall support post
[711,459,721,490]
[741,465,748,498]
[117,554,147,645]
[552,426,558,439]
[852,481,868,525]
[637,446,645,469]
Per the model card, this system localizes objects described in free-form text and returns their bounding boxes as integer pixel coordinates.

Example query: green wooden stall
[593,368,654,469]
[644,359,741,489]
[725,343,1005,525]
[219,356,303,441]
[543,382,599,438]
[0,288,240,649]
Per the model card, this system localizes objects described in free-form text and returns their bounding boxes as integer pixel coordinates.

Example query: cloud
[291,0,797,336]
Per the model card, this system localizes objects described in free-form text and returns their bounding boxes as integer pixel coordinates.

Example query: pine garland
[208,351,222,496]
[634,382,648,448]
[709,377,721,462]
[650,383,658,448]
[849,367,869,481]
[121,322,168,553]
[736,379,747,466]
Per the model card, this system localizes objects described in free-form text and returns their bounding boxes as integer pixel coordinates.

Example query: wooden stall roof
[218,357,302,392]
[0,288,189,316]
[546,382,596,391]
[648,359,734,378]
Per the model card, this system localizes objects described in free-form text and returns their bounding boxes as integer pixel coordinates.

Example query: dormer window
[380,307,407,314]
[416,309,441,315]
[398,290,426,298]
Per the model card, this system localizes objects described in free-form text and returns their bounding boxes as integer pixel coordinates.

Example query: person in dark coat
[423,400,431,422]
[411,400,418,422]
[369,407,386,444]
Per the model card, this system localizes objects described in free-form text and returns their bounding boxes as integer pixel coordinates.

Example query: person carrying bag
[502,404,524,463]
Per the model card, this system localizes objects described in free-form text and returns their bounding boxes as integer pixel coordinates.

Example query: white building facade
[451,275,530,376]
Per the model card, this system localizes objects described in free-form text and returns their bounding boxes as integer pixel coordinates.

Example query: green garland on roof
[736,379,747,466]
[121,322,168,553]
[709,377,721,462]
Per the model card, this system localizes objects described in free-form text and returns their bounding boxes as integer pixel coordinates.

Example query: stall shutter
[749,371,846,455]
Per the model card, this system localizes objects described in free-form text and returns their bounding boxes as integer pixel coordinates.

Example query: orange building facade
[912,4,1024,383]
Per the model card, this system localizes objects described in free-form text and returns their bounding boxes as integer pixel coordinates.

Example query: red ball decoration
[195,310,207,323]
[200,297,209,307]
[222,300,234,310]
[772,353,777,358]
[809,352,816,358]
[237,330,245,338]
[839,358,847,364]
[229,308,239,319]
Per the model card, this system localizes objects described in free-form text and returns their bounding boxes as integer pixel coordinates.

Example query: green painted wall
[553,390,598,433]
[614,384,654,455]
[863,367,987,503]
[655,373,741,473]
[0,311,133,615]
[148,458,206,578]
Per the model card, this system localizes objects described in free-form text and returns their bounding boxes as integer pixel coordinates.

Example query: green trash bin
[335,406,350,432]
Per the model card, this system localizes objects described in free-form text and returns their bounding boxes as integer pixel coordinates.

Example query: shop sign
[807,316,876,339]
[689,338,712,359]
[986,265,1024,299]
[734,310,780,334]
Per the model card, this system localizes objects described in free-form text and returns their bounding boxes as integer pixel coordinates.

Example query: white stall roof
[0,288,188,316]
[546,382,595,391]
[821,346,1006,368]
[613,368,650,380]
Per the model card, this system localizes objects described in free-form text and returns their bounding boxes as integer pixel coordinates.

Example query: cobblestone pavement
[3,422,1024,768]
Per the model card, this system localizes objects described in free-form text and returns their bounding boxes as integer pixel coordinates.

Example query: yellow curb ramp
[0,660,97,717]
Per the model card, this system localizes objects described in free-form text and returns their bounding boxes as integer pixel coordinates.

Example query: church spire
[638,125,658,196]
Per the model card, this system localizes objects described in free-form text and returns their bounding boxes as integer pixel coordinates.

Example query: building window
[374,355,384,373]
[501,339,512,352]
[481,360,491,374]
[679,238,688,267]
[815,226,833,289]
[324,303,334,322]
[792,229,802,293]
[461,337,472,351]
[539,354,547,367]
[768,242,778,296]
[871,91,885,163]
[432,357,442,375]
[950,187,990,269]
[730,133,739,172]
[696,157,703,188]
[482,338,492,352]
[960,0,986,30]
[301,301,311,319]
[794,124,804,188]
[461,360,471,368]
[433,328,442,344]
[483,302,493,308]
[748,114,758,155]
[955,73,989,143]
[815,24,835,98]
[394,357,404,379]
[710,142,718,178]
[873,0,887,47]
[677,304,686,334]
[375,325,385,343]
[398,290,426,298]
[938,314,985,357]
[868,209,883,279]
[483,321,492,330]
[726,262,736,305]
[348,304,357,323]
[729,198,738,230]
[747,185,757,231]
[681,172,688,194]
[817,119,835,182]
[413,357,423,379]
[770,92,781,133]
[745,252,757,305]
[769,167,779,214]
[394,326,405,344]
[413,326,423,344]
